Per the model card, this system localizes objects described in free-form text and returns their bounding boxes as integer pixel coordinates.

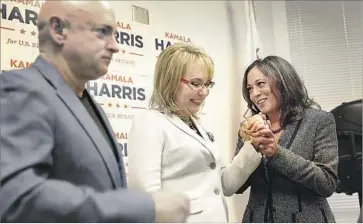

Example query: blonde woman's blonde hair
[149,42,214,119]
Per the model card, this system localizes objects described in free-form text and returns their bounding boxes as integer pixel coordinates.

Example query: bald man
[0,1,189,222]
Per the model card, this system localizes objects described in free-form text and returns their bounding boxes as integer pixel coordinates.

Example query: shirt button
[209,162,216,169]
[214,188,220,195]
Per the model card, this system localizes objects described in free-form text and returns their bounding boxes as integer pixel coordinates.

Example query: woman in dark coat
[236,56,339,223]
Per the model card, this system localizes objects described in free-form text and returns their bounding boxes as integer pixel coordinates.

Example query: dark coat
[235,108,339,223]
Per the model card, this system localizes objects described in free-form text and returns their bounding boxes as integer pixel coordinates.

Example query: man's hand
[151,191,190,223]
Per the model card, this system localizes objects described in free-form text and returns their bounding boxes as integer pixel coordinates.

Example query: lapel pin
[206,132,215,142]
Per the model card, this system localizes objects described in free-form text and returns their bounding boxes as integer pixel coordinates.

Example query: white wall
[225,1,294,221]
[4,0,358,222]
[253,1,291,60]
[0,1,248,221]
[107,1,245,222]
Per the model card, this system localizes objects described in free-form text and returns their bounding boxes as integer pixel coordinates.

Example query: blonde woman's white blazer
[127,109,261,222]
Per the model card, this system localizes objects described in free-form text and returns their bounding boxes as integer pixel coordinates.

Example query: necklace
[188,121,197,131]
[188,120,202,136]
[182,117,195,130]
[271,127,283,134]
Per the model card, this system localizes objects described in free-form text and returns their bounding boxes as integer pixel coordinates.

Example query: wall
[253,1,291,60]
[4,0,358,222]
[111,1,243,221]
[226,1,294,221]
[0,0,245,222]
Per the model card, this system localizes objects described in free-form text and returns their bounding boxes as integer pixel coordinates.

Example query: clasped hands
[239,113,278,157]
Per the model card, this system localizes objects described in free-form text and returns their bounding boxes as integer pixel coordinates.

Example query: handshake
[239,113,278,157]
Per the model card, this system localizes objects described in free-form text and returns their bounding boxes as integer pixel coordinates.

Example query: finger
[258,148,271,156]
[253,114,264,123]
[249,136,260,149]
[246,115,263,127]
[241,120,251,130]
[250,136,274,146]
[239,123,247,137]
[239,129,251,141]
[258,113,267,121]
[259,137,275,145]
[243,114,266,133]
[239,126,250,138]
[246,124,268,136]
[258,143,277,157]
[256,128,274,138]
[246,128,270,138]
[250,123,267,133]
[248,122,259,133]
[257,124,270,132]
[246,132,260,138]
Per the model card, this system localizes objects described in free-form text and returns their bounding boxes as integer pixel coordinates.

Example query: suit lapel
[165,114,216,160]
[32,56,121,187]
[279,114,303,149]
[191,116,212,143]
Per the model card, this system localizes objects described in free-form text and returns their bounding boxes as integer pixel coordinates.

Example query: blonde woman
[127,43,268,222]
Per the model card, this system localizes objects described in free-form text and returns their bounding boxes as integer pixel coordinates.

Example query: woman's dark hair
[242,55,320,127]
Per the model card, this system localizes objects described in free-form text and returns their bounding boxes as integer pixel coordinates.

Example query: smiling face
[246,66,281,117]
[175,62,211,116]
[149,43,214,117]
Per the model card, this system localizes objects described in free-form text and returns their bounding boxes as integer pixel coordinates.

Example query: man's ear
[49,16,67,46]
